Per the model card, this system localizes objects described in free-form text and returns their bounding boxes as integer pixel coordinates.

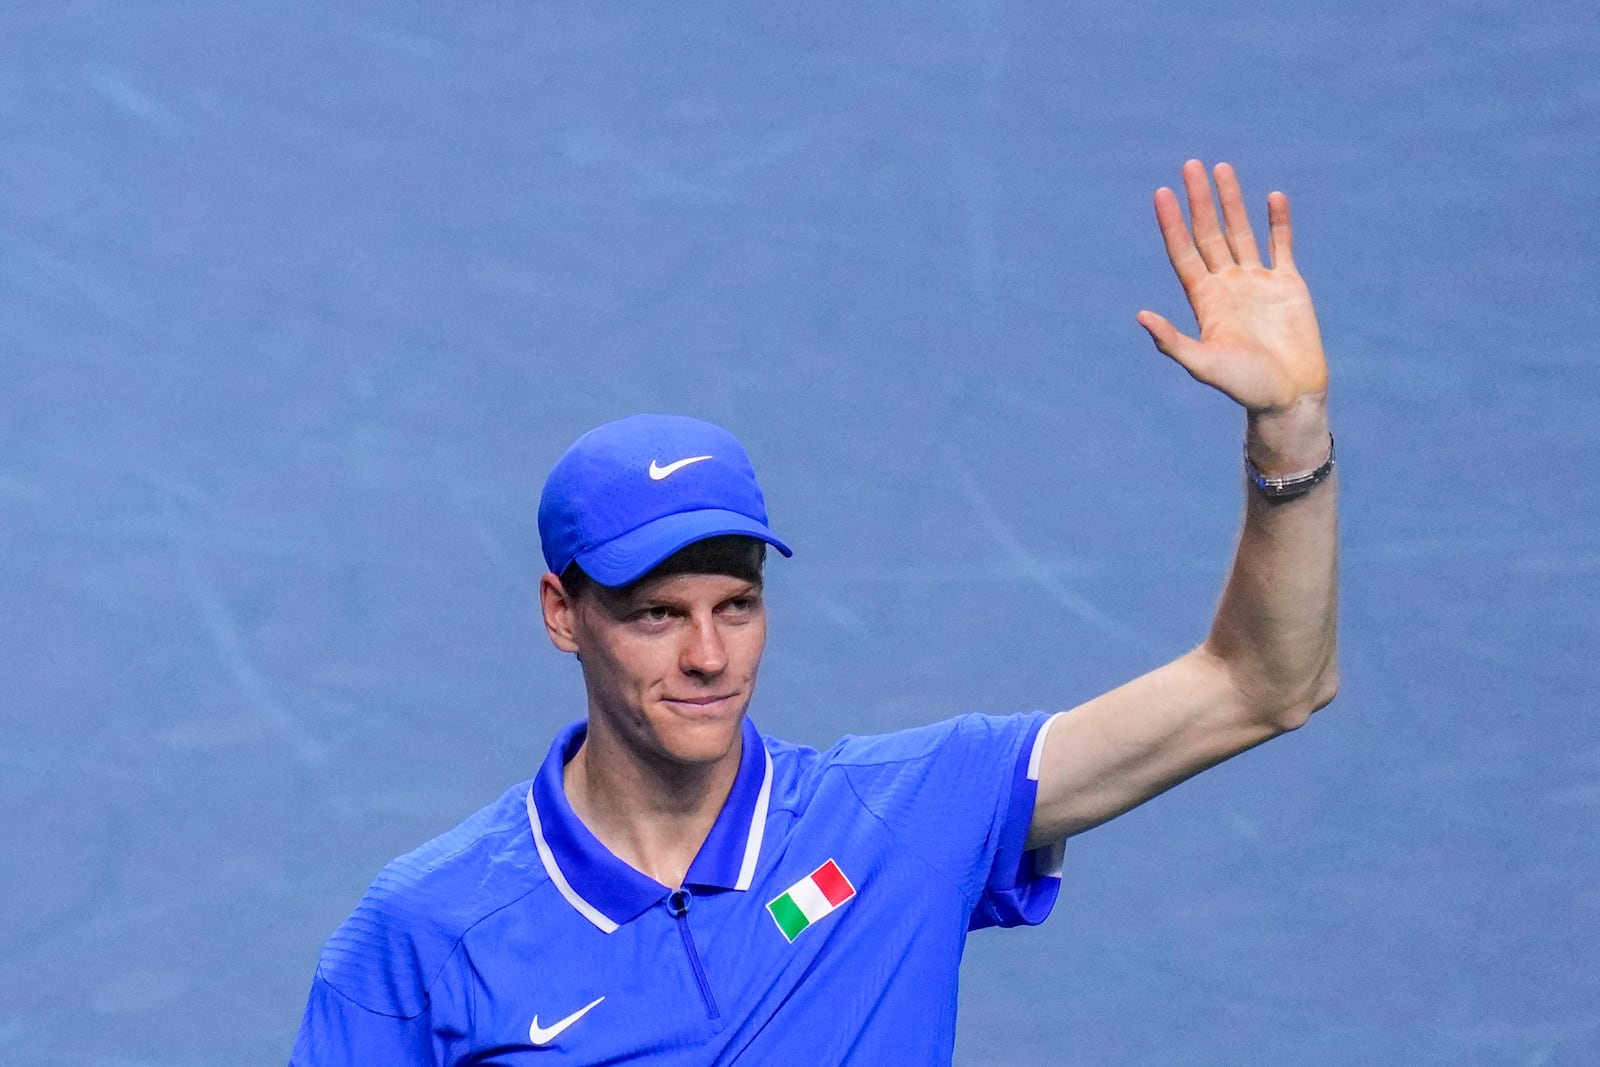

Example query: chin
[650,705,747,766]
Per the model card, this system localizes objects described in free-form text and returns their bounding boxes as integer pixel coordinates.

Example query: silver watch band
[1245,434,1335,499]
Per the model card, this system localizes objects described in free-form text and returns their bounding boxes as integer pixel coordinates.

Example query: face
[542,568,768,772]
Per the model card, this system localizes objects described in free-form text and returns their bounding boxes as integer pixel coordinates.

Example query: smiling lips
[663,693,738,711]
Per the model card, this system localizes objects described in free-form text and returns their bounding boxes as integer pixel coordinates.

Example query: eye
[623,602,675,626]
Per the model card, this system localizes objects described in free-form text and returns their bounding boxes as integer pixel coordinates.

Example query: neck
[562,722,743,889]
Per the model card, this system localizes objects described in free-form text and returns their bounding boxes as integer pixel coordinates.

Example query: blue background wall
[3,3,1596,1063]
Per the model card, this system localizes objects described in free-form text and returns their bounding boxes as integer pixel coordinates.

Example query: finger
[1267,190,1296,271]
[1153,186,1207,289]
[1213,162,1262,267]
[1182,159,1231,271]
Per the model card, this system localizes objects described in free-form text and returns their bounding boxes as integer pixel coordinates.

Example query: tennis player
[292,159,1337,1065]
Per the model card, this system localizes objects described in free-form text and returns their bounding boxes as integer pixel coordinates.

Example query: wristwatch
[1245,434,1335,499]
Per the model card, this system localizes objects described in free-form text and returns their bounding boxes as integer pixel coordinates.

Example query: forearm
[1204,393,1340,728]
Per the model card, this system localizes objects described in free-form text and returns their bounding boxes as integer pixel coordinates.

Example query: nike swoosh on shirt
[529,995,605,1046]
[648,455,713,480]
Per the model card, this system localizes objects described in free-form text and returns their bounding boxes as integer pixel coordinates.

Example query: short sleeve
[969,712,1064,930]
[291,972,436,1066]
[832,711,1063,931]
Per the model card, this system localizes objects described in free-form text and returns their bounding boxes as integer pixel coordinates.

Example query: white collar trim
[525,787,620,934]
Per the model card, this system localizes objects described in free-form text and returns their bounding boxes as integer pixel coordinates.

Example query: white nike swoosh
[649,455,713,480]
[529,995,605,1046]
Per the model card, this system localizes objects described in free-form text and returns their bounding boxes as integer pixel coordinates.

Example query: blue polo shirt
[292,711,1064,1065]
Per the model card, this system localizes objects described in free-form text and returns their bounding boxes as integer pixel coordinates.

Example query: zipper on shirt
[667,889,722,1023]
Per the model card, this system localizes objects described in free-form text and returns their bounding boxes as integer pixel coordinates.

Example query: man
[292,160,1337,1064]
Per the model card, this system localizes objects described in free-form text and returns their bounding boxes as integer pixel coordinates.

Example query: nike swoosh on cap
[529,995,605,1046]
[648,455,713,480]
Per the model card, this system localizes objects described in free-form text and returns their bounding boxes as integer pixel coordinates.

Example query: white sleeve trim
[1026,711,1064,782]
[1027,713,1066,879]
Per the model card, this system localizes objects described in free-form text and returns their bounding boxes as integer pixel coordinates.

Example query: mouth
[661,693,740,715]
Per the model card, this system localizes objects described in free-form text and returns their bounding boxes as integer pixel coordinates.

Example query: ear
[540,572,582,654]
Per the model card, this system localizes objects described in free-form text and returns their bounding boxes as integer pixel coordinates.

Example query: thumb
[1137,310,1198,365]
[1137,310,1224,389]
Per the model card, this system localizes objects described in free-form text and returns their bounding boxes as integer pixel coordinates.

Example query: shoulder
[827,712,1046,774]
[315,781,545,1017]
[763,712,1048,808]
[760,713,1055,906]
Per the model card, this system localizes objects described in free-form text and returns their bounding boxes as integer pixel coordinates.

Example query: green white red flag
[767,859,855,942]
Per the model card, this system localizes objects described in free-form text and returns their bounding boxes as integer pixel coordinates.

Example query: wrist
[1245,393,1331,474]
[1246,434,1333,499]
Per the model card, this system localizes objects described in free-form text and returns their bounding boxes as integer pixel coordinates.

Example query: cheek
[736,623,769,674]
[595,637,676,692]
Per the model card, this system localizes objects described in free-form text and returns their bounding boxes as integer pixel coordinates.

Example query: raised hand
[1137,160,1327,415]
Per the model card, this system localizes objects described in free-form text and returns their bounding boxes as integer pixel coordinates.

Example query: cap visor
[575,509,792,587]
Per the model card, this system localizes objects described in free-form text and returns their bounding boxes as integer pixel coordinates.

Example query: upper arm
[1026,647,1292,845]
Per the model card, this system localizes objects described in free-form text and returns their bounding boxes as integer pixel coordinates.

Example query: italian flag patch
[767,859,856,942]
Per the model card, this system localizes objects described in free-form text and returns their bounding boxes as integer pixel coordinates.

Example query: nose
[680,614,728,678]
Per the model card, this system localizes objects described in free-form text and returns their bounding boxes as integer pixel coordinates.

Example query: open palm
[1137,161,1327,414]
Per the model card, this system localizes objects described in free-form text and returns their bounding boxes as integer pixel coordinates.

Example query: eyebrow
[608,576,763,611]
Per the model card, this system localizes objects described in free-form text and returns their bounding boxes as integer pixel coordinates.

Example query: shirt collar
[526,716,774,933]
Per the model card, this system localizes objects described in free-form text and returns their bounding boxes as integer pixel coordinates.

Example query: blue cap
[538,414,793,587]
